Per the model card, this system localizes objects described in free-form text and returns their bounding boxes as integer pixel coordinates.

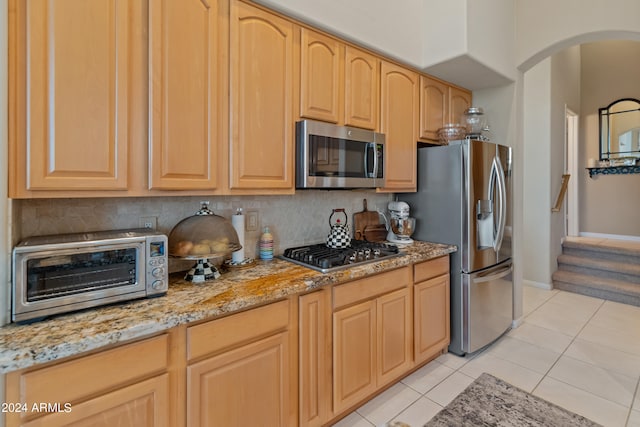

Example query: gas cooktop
[281,240,401,273]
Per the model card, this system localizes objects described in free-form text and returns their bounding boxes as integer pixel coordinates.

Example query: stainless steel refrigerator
[402,139,513,355]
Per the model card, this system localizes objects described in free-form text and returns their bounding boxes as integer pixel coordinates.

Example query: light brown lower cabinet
[185,299,297,427]
[298,290,331,427]
[187,332,291,427]
[414,256,451,364]
[332,267,412,415]
[4,333,177,427]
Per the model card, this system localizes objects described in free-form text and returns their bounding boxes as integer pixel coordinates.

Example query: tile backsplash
[14,190,392,273]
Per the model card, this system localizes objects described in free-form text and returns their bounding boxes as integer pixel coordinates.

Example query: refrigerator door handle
[493,157,507,253]
[473,263,512,284]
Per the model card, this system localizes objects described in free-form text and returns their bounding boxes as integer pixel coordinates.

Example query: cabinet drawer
[333,267,409,310]
[187,299,290,361]
[17,374,170,427]
[10,334,168,408]
[414,256,449,283]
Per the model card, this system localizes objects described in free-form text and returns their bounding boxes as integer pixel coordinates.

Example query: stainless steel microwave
[296,120,386,189]
[12,229,168,323]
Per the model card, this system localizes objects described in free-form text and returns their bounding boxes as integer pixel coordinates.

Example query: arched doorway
[513,30,640,323]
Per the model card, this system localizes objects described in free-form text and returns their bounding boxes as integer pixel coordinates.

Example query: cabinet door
[299,28,341,123]
[149,0,220,190]
[377,287,412,386]
[449,86,472,126]
[344,46,379,130]
[419,76,448,142]
[229,1,294,191]
[333,300,376,414]
[414,274,450,364]
[188,332,291,427]
[15,0,131,191]
[299,291,331,427]
[19,375,170,427]
[380,61,419,192]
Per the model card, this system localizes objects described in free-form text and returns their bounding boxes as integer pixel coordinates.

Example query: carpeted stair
[552,239,640,306]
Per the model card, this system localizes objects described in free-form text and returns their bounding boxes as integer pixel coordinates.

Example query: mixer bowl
[390,217,415,239]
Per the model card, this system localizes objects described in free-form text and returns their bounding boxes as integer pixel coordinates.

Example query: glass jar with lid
[463,107,487,136]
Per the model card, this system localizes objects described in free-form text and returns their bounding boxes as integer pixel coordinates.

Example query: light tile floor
[332,285,640,427]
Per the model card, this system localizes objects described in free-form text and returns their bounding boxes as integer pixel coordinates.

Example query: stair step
[552,270,640,307]
[562,239,640,263]
[557,254,640,283]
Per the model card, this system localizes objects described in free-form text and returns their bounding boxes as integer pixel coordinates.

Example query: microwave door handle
[372,143,379,178]
[364,142,376,178]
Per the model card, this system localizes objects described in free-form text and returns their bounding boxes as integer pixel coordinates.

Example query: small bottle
[259,226,274,261]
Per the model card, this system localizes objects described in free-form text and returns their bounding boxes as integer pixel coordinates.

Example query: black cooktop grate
[281,240,400,273]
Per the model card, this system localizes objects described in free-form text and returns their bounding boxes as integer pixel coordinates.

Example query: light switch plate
[246,210,259,231]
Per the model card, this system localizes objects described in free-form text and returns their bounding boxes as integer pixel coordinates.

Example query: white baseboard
[523,279,553,290]
[578,232,640,242]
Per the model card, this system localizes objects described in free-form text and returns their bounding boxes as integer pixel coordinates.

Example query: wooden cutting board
[363,224,388,242]
[353,199,381,240]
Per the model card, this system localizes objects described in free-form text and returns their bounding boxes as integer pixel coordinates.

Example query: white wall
[466,0,516,82]
[421,0,467,65]
[523,59,552,287]
[516,0,640,71]
[579,41,640,237]
[549,46,581,268]
[521,47,581,288]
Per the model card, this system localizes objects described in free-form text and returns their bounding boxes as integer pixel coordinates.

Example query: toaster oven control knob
[152,280,166,291]
[152,267,165,278]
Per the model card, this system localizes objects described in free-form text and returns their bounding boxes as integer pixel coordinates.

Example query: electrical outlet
[139,216,157,230]
[246,210,259,231]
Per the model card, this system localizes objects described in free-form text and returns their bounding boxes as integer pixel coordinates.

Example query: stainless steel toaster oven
[12,229,168,323]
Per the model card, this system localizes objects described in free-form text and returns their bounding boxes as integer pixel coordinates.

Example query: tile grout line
[625,378,640,427]
[526,296,639,422]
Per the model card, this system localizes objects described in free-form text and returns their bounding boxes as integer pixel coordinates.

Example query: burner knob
[320,259,330,269]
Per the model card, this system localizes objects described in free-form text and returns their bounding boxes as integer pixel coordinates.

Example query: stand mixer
[387,201,416,244]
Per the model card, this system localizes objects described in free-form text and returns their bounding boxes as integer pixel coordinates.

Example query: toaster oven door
[13,242,147,322]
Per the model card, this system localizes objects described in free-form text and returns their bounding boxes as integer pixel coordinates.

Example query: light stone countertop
[0,241,456,373]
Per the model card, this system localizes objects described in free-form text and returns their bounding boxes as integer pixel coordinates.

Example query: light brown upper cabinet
[344,47,380,130]
[449,86,473,128]
[9,0,135,195]
[229,1,295,192]
[299,30,379,131]
[379,61,419,192]
[148,0,221,190]
[299,28,341,124]
[419,76,449,141]
[420,77,473,143]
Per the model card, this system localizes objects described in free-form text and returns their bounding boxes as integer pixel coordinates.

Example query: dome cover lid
[168,202,242,259]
